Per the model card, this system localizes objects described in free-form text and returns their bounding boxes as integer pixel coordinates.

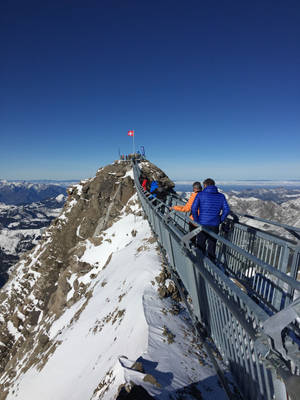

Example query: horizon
[2,177,300,187]
[1,1,299,180]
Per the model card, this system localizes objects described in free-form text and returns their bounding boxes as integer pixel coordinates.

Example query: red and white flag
[128,130,134,137]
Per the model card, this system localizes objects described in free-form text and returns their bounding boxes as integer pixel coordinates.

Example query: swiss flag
[128,130,134,137]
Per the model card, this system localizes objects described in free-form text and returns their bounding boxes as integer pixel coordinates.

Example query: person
[149,180,172,208]
[153,181,169,203]
[170,182,202,243]
[139,174,149,191]
[191,178,230,260]
[142,177,149,191]
[170,181,201,217]
[149,180,158,198]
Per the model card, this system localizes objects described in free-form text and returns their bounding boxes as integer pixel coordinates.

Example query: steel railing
[132,160,300,400]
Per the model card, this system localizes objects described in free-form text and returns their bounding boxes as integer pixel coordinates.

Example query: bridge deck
[132,160,300,400]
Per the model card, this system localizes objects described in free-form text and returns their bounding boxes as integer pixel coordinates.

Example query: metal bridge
[132,160,300,400]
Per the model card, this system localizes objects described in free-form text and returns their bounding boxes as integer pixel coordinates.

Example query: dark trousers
[197,225,219,260]
[189,222,197,245]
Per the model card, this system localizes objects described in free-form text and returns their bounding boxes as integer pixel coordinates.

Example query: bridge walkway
[132,160,300,400]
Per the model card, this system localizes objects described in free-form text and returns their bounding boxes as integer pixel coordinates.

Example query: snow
[55,194,65,202]
[68,181,88,197]
[124,168,134,179]
[46,208,63,218]
[0,228,41,254]
[66,274,78,302]
[120,289,227,399]
[80,213,143,268]
[4,196,226,400]
[76,225,84,239]
[7,222,20,228]
[67,198,77,210]
[7,321,22,341]
[58,213,68,222]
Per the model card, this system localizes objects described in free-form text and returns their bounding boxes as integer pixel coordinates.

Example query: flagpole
[133,131,135,155]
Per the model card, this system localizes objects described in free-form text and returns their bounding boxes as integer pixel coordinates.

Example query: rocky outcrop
[117,384,154,399]
[138,160,175,192]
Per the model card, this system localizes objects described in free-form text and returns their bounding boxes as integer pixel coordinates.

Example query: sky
[1,0,299,181]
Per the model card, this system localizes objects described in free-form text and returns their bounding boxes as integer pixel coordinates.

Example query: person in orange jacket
[171,182,202,219]
[170,181,202,244]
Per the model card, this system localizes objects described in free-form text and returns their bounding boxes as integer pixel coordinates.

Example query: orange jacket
[172,192,198,220]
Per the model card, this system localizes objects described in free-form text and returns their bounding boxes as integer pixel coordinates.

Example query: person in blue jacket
[149,181,158,197]
[191,178,230,260]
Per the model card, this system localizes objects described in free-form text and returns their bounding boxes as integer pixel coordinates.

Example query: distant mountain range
[1,183,300,288]
[0,180,71,205]
[226,187,300,204]
[0,194,66,285]
[226,193,300,239]
[178,185,300,204]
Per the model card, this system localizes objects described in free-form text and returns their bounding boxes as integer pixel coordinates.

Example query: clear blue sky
[1,0,299,180]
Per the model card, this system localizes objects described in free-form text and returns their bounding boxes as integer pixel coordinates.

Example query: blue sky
[1,0,299,181]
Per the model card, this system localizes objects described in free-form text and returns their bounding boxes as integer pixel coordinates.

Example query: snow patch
[55,194,65,202]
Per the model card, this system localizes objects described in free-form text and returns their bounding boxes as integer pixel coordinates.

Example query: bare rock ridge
[0,159,174,398]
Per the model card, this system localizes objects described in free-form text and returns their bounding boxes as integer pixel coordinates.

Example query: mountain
[226,194,300,239]
[0,195,66,287]
[0,181,69,205]
[226,187,300,204]
[0,161,227,400]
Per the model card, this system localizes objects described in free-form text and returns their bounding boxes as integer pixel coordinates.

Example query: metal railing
[132,161,300,400]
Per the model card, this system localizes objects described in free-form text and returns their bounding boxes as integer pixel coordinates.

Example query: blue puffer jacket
[149,181,158,198]
[191,185,230,226]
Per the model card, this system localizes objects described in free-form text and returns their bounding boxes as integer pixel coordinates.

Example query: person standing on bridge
[170,181,202,216]
[170,181,202,244]
[191,178,230,260]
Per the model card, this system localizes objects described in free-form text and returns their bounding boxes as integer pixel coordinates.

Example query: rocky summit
[0,160,225,400]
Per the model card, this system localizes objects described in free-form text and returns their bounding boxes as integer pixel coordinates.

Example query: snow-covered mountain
[0,181,69,205]
[226,194,300,239]
[0,161,228,400]
[0,195,66,287]
[226,187,300,204]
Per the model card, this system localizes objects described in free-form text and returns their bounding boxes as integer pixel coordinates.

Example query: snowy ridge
[2,196,224,400]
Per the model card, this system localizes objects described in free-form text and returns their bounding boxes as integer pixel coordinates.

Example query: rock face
[138,160,175,192]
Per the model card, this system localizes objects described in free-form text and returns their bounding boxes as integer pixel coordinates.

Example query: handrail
[132,160,300,400]
[170,190,300,241]
[236,213,300,240]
